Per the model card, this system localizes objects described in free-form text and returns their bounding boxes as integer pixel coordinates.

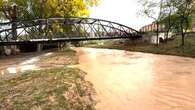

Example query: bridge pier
[37,43,43,52]
[11,45,20,55]
[0,46,4,55]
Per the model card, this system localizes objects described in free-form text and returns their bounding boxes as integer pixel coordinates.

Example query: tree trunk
[180,19,185,46]
[12,5,17,40]
[165,12,172,42]
[156,22,159,45]
[181,31,185,46]
[12,23,17,40]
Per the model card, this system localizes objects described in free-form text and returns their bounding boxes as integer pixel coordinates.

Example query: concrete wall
[142,32,174,44]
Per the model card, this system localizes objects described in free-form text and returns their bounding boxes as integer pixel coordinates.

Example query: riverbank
[85,35,195,58]
[0,48,96,110]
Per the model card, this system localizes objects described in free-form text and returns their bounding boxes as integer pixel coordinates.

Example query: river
[75,47,195,110]
[1,47,195,110]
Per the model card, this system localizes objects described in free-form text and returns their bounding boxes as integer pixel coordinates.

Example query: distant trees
[138,0,194,46]
[171,0,194,46]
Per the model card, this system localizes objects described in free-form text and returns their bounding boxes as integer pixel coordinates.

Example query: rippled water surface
[75,48,195,110]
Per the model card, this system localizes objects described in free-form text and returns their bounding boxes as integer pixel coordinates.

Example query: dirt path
[75,47,195,110]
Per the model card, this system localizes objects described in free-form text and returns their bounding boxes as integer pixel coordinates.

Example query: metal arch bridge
[0,17,142,46]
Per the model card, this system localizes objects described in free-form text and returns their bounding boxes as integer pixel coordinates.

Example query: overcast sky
[90,0,155,30]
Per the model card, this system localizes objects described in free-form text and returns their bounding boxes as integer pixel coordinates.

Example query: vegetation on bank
[85,35,195,58]
[38,48,79,67]
[0,68,96,110]
[0,49,97,110]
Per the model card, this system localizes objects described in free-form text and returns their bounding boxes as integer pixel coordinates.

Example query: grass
[85,35,195,58]
[0,48,96,110]
[0,67,96,110]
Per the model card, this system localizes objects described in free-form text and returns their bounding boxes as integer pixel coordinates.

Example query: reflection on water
[4,65,37,74]
[0,52,53,77]
[75,48,195,110]
[20,65,37,72]
[20,57,39,65]
[0,62,38,77]
[7,67,17,74]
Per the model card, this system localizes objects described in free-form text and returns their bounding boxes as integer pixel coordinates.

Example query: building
[139,22,172,44]
[140,22,165,33]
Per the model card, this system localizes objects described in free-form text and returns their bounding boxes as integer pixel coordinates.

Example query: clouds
[90,0,154,30]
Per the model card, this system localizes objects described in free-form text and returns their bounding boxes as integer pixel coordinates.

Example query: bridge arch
[0,17,142,45]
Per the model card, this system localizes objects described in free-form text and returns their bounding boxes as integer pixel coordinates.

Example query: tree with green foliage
[159,0,176,40]
[0,0,99,20]
[171,0,194,46]
[0,0,100,40]
[158,0,194,46]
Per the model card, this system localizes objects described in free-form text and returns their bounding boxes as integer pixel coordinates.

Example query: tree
[0,0,100,20]
[138,0,165,44]
[0,0,100,41]
[159,0,176,41]
[170,0,194,46]
[0,0,3,15]
[160,0,194,46]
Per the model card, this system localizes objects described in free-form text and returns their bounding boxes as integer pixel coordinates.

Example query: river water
[75,48,195,110]
[1,48,195,110]
[0,52,54,78]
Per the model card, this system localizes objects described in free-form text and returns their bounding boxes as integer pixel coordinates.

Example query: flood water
[75,48,195,110]
[0,52,54,79]
[1,48,195,110]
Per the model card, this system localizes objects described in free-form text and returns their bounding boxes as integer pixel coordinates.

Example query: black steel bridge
[0,17,142,46]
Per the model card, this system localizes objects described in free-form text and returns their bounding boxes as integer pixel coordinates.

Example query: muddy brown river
[1,47,195,110]
[75,48,195,110]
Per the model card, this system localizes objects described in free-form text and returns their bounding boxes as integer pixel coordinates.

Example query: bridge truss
[0,17,142,45]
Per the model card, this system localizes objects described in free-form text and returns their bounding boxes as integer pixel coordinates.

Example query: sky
[90,0,155,30]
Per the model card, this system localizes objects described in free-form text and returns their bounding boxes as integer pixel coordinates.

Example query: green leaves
[0,0,100,20]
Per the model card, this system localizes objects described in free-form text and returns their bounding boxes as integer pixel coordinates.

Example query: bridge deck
[0,36,142,46]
